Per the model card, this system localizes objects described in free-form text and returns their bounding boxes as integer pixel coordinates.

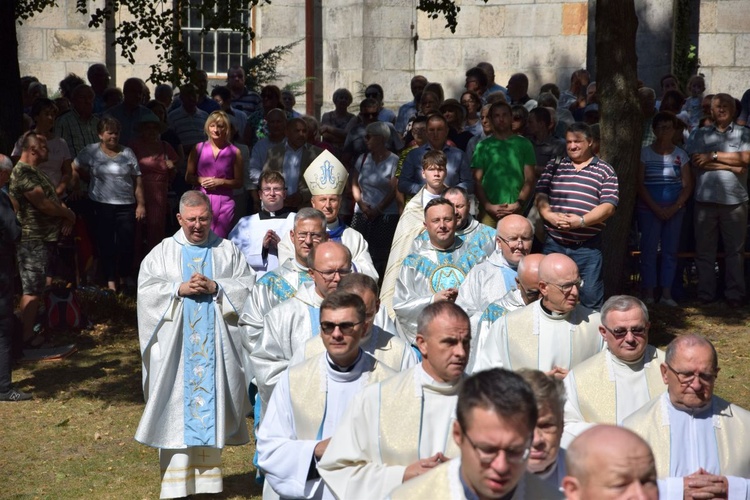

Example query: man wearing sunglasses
[388,369,562,499]
[625,335,750,500]
[319,302,471,499]
[474,254,544,373]
[561,295,666,447]
[475,253,603,377]
[251,241,353,417]
[257,291,396,499]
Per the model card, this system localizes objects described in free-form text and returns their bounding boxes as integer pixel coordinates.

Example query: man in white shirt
[562,425,658,500]
[474,253,603,376]
[318,302,471,499]
[562,295,666,446]
[624,335,750,500]
[389,368,562,499]
[256,291,396,499]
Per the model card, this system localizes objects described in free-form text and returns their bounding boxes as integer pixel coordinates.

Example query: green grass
[1,291,747,499]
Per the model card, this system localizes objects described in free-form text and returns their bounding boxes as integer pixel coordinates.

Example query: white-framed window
[181,5,252,76]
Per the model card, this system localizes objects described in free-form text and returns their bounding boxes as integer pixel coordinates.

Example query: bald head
[308,241,353,298]
[563,425,658,500]
[496,215,534,266]
[516,254,544,305]
[538,253,580,313]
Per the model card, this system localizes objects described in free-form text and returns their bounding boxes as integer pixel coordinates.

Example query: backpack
[44,287,85,331]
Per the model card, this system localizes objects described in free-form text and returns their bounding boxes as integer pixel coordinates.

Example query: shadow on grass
[16,344,145,404]
[204,471,264,499]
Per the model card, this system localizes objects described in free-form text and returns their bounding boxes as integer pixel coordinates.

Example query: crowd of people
[1,60,749,499]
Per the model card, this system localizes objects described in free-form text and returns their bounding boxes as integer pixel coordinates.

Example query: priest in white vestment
[229,170,295,276]
[624,335,750,500]
[238,208,327,391]
[277,149,378,280]
[250,241,354,414]
[562,295,666,447]
[456,213,534,330]
[518,370,568,490]
[256,291,396,500]
[318,302,472,499]
[290,273,418,372]
[380,149,449,320]
[473,254,544,372]
[562,425,659,500]
[388,368,563,500]
[474,253,604,376]
[135,191,255,499]
[393,198,486,343]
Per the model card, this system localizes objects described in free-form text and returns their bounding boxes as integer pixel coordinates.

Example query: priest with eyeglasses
[474,253,603,378]
[561,295,666,447]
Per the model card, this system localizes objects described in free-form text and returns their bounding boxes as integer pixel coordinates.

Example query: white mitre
[304,150,348,196]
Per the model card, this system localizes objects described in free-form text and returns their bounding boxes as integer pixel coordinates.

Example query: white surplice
[471,288,526,374]
[318,364,463,500]
[135,230,255,498]
[474,300,603,373]
[456,251,518,328]
[277,219,378,280]
[624,393,750,500]
[257,351,396,500]
[561,345,666,447]
[229,211,295,276]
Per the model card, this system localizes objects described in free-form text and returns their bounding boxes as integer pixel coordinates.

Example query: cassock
[277,218,378,280]
[393,237,486,343]
[624,393,750,500]
[388,459,563,499]
[238,258,312,390]
[318,364,464,500]
[256,350,396,500]
[380,187,441,319]
[289,323,418,372]
[474,300,604,373]
[470,288,525,375]
[135,229,255,498]
[229,208,295,276]
[456,251,518,335]
[561,345,666,447]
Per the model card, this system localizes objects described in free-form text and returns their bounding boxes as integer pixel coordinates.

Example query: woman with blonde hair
[186,111,243,237]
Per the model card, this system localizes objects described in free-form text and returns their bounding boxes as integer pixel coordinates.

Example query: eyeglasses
[546,279,584,294]
[462,429,530,466]
[497,235,533,247]
[320,320,363,335]
[182,216,211,225]
[261,187,285,194]
[601,324,647,338]
[295,231,325,242]
[665,362,717,385]
[312,267,352,280]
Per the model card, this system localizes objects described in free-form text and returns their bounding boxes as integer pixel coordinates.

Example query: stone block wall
[696,0,750,98]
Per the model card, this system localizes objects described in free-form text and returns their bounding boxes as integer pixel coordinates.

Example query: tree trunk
[0,0,22,155]
[596,0,642,297]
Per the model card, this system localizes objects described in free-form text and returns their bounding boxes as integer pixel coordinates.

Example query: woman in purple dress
[185,111,242,237]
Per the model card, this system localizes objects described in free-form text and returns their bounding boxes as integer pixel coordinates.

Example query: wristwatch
[712,151,719,161]
[580,216,586,228]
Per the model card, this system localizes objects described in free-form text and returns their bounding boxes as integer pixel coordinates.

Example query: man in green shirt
[471,101,536,228]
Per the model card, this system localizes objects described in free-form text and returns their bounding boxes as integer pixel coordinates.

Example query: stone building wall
[696,0,750,98]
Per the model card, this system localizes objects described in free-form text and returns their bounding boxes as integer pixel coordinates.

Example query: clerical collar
[258,206,292,220]
[540,299,567,318]
[327,218,346,241]
[326,349,362,373]
[416,363,462,394]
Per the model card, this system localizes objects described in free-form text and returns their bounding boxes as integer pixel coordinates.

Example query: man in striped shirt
[535,122,618,310]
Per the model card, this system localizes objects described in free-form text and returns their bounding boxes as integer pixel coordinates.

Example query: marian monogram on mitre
[304,149,349,196]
